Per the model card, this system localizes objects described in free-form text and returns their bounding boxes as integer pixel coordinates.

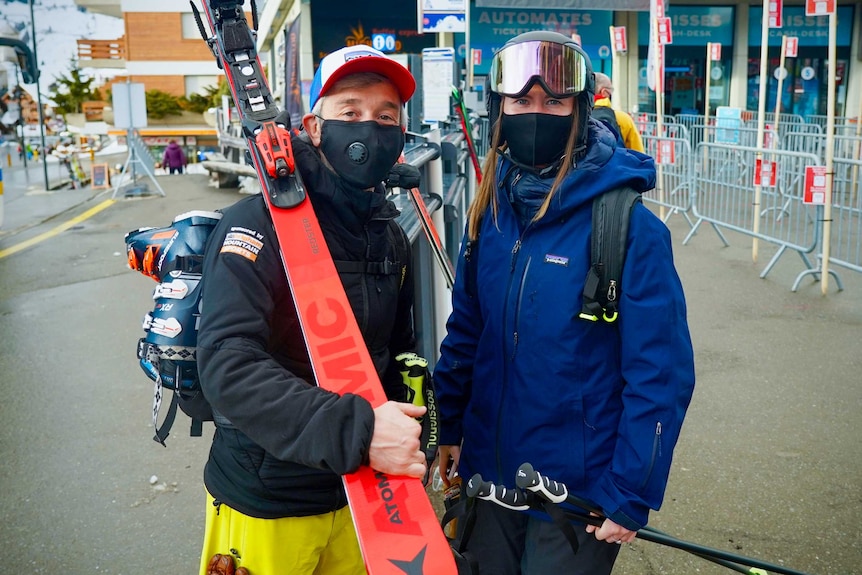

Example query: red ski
[193,2,456,573]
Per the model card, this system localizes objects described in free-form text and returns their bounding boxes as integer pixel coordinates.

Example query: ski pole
[466,473,761,575]
[516,463,814,575]
[451,87,483,184]
[388,162,456,290]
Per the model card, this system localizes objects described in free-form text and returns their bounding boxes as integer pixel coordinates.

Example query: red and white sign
[612,26,628,53]
[754,159,777,187]
[656,139,675,165]
[803,166,828,204]
[805,0,835,16]
[784,36,799,58]
[653,0,665,19]
[768,0,783,28]
[657,17,673,45]
[709,43,722,61]
[472,48,481,66]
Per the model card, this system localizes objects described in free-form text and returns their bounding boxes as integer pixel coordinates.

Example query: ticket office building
[465,2,860,119]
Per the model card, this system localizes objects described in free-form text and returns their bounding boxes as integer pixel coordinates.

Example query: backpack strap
[579,186,643,323]
[332,221,409,284]
[139,340,204,445]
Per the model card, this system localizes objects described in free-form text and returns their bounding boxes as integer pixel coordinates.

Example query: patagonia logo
[544,254,569,266]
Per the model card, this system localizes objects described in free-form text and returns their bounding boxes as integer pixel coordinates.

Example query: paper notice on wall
[422,48,455,123]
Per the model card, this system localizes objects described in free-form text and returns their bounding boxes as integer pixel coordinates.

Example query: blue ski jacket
[434,120,696,530]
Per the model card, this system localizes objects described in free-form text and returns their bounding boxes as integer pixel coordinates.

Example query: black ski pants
[463,498,621,575]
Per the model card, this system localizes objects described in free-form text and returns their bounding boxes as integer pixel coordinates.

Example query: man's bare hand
[369,401,427,478]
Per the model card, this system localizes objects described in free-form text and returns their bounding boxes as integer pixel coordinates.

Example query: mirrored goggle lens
[489,40,588,97]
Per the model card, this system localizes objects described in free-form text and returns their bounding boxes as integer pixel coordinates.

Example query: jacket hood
[497,118,655,219]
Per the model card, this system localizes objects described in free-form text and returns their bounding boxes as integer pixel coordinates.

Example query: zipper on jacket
[496,236,523,480]
[512,256,531,358]
[359,226,372,330]
[639,422,662,490]
[510,239,521,272]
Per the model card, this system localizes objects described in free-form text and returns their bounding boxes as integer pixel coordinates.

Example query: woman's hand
[435,444,462,485]
[585,514,636,544]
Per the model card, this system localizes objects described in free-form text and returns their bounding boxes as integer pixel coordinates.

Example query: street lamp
[29,0,49,191]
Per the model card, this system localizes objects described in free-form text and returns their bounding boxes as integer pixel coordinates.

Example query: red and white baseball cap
[309,45,416,110]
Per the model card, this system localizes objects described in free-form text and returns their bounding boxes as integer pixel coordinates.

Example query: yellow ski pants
[199,490,367,575]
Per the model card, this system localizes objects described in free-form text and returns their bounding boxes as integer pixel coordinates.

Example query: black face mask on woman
[500,112,573,167]
[319,119,405,189]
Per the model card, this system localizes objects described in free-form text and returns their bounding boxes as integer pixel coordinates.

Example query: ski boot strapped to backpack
[125,210,223,445]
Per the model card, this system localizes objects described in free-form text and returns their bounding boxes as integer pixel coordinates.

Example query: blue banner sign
[748,6,853,46]
[469,7,613,75]
[637,6,734,46]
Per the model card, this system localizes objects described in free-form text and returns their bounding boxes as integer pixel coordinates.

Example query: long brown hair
[466,100,582,240]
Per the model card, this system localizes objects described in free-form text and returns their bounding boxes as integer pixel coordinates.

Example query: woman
[434,31,695,575]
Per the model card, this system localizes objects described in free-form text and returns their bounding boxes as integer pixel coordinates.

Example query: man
[196,45,425,575]
[593,72,645,152]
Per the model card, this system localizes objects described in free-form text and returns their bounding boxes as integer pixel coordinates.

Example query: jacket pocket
[638,421,663,491]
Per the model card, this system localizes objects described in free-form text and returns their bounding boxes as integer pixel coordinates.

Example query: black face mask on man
[500,112,573,167]
[319,119,405,189]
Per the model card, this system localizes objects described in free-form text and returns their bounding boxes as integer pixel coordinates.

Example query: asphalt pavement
[0,163,859,574]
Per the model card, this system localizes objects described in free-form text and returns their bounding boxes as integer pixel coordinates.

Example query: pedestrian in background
[434,30,695,575]
[593,72,645,153]
[162,140,187,174]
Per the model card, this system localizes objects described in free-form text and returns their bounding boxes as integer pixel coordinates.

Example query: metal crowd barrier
[685,142,826,284]
[783,132,862,162]
[642,132,695,227]
[819,157,862,279]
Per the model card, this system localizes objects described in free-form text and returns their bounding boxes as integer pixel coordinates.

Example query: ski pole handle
[464,474,531,511]
[516,462,572,505]
[517,462,607,516]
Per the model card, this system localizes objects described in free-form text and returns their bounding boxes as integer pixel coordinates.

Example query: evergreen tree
[49,59,96,116]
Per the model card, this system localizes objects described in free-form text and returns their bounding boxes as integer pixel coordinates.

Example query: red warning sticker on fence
[754,158,777,187]
[803,165,827,205]
[656,139,675,165]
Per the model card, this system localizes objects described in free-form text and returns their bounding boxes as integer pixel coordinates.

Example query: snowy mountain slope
[0,0,125,95]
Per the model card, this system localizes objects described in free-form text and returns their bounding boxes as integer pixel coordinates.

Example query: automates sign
[748,5,853,46]
[637,6,734,46]
[469,7,613,76]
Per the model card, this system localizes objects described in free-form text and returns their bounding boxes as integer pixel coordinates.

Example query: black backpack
[464,186,642,324]
[591,106,622,143]
[126,211,411,445]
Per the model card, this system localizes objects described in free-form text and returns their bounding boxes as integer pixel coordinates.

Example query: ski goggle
[488,40,589,98]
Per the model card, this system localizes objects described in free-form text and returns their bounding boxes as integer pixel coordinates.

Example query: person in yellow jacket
[593,72,645,153]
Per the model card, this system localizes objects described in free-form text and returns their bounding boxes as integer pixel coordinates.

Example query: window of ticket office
[746,5,855,118]
[745,50,852,118]
[636,6,735,116]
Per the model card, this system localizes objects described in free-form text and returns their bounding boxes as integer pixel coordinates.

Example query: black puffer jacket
[197,133,416,518]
